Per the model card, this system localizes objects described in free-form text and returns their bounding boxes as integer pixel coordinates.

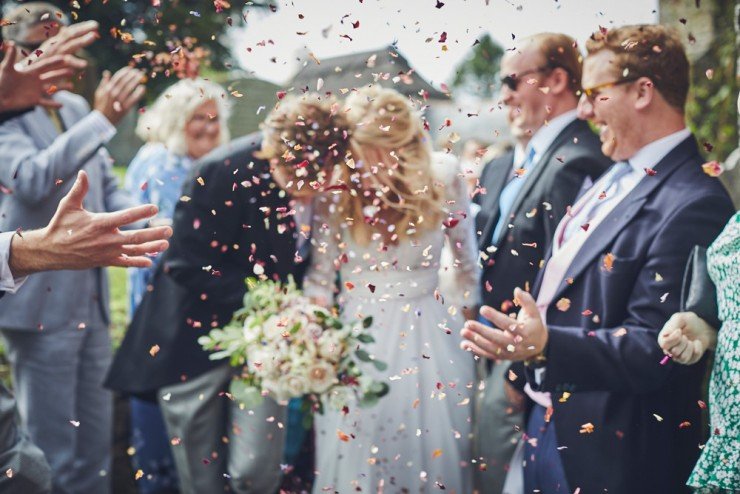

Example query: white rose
[317,333,345,362]
[305,360,339,394]
[325,385,354,411]
[262,314,288,343]
[277,373,310,400]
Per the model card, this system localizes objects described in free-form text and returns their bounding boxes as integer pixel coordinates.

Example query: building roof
[290,45,449,100]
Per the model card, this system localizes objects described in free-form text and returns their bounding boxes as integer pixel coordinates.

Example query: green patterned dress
[688,211,740,493]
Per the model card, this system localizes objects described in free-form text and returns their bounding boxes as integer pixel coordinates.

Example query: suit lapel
[492,120,583,247]
[548,136,700,302]
[478,151,514,250]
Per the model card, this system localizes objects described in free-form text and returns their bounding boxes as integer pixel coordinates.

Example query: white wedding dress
[304,155,480,493]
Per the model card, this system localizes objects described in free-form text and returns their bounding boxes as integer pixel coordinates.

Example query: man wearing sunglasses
[472,32,610,493]
[464,25,734,494]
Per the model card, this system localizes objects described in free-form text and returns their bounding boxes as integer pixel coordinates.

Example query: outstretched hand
[9,171,172,277]
[460,287,548,361]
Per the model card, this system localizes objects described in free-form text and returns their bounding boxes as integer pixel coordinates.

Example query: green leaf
[372,360,388,372]
[355,349,371,362]
[362,316,373,329]
[356,333,375,344]
[301,410,314,430]
[229,380,263,409]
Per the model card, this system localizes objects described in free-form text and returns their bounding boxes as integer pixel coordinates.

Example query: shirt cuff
[88,110,117,143]
[0,232,27,294]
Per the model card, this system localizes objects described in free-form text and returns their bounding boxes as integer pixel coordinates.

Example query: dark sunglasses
[499,64,568,92]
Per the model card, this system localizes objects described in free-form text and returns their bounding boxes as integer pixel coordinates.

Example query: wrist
[525,331,549,367]
[9,228,53,277]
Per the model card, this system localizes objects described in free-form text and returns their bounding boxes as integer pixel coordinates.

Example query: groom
[106,94,350,494]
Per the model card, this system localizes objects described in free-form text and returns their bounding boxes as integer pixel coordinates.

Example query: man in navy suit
[462,25,734,494]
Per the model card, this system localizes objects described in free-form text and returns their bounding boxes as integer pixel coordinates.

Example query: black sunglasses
[500,63,571,92]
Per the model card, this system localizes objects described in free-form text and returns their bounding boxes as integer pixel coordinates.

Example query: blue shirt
[124,143,193,314]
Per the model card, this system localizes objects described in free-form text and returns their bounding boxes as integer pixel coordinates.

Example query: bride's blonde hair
[338,87,443,245]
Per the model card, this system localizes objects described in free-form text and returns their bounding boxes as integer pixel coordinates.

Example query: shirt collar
[528,109,578,158]
[625,128,691,173]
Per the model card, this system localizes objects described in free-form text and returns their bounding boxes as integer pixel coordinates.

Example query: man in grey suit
[0,168,171,494]
[0,4,146,492]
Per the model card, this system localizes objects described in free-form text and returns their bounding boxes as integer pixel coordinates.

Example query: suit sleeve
[163,159,253,307]
[534,193,733,394]
[0,109,116,206]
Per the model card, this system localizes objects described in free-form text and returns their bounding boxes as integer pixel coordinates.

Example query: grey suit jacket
[0,91,135,331]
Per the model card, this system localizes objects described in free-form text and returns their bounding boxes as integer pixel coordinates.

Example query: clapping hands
[460,287,548,361]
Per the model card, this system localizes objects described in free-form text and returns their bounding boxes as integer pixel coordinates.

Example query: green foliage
[451,33,504,98]
[684,0,738,163]
[30,0,269,96]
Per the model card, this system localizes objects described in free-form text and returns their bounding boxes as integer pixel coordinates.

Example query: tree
[451,33,504,98]
[9,0,270,97]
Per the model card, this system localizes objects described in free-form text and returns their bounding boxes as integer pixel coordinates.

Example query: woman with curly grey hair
[123,77,230,494]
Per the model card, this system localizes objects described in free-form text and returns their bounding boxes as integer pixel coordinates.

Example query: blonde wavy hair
[257,93,351,189]
[136,78,231,156]
[339,87,443,245]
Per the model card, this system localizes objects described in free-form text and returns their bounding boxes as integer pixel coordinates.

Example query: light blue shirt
[491,109,578,244]
[124,143,194,314]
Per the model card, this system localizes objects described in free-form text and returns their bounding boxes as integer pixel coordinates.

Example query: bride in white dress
[304,87,480,493]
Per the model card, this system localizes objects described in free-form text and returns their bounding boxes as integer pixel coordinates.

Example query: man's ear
[548,67,571,96]
[634,77,655,111]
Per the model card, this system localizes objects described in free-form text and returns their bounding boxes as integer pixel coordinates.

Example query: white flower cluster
[243,303,351,402]
[200,277,388,412]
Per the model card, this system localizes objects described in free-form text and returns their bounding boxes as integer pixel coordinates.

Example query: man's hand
[94,67,145,125]
[32,20,99,60]
[460,287,548,361]
[9,171,172,277]
[0,41,86,112]
[658,312,717,365]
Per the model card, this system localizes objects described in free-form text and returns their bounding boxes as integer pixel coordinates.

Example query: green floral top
[688,211,740,493]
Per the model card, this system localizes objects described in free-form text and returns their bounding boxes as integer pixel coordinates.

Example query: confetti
[701,161,723,177]
[603,253,615,271]
[555,298,571,312]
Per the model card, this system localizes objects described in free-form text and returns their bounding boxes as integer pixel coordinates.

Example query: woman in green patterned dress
[659,211,740,493]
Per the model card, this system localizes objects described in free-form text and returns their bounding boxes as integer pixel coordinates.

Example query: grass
[110,166,131,347]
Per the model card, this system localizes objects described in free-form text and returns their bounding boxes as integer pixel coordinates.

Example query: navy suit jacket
[515,136,734,493]
[475,119,611,312]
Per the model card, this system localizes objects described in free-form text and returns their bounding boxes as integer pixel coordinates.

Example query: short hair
[525,32,583,94]
[2,2,68,43]
[585,24,689,111]
[258,93,351,186]
[136,78,231,156]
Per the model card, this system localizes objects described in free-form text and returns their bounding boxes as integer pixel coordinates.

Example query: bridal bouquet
[198,277,389,414]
